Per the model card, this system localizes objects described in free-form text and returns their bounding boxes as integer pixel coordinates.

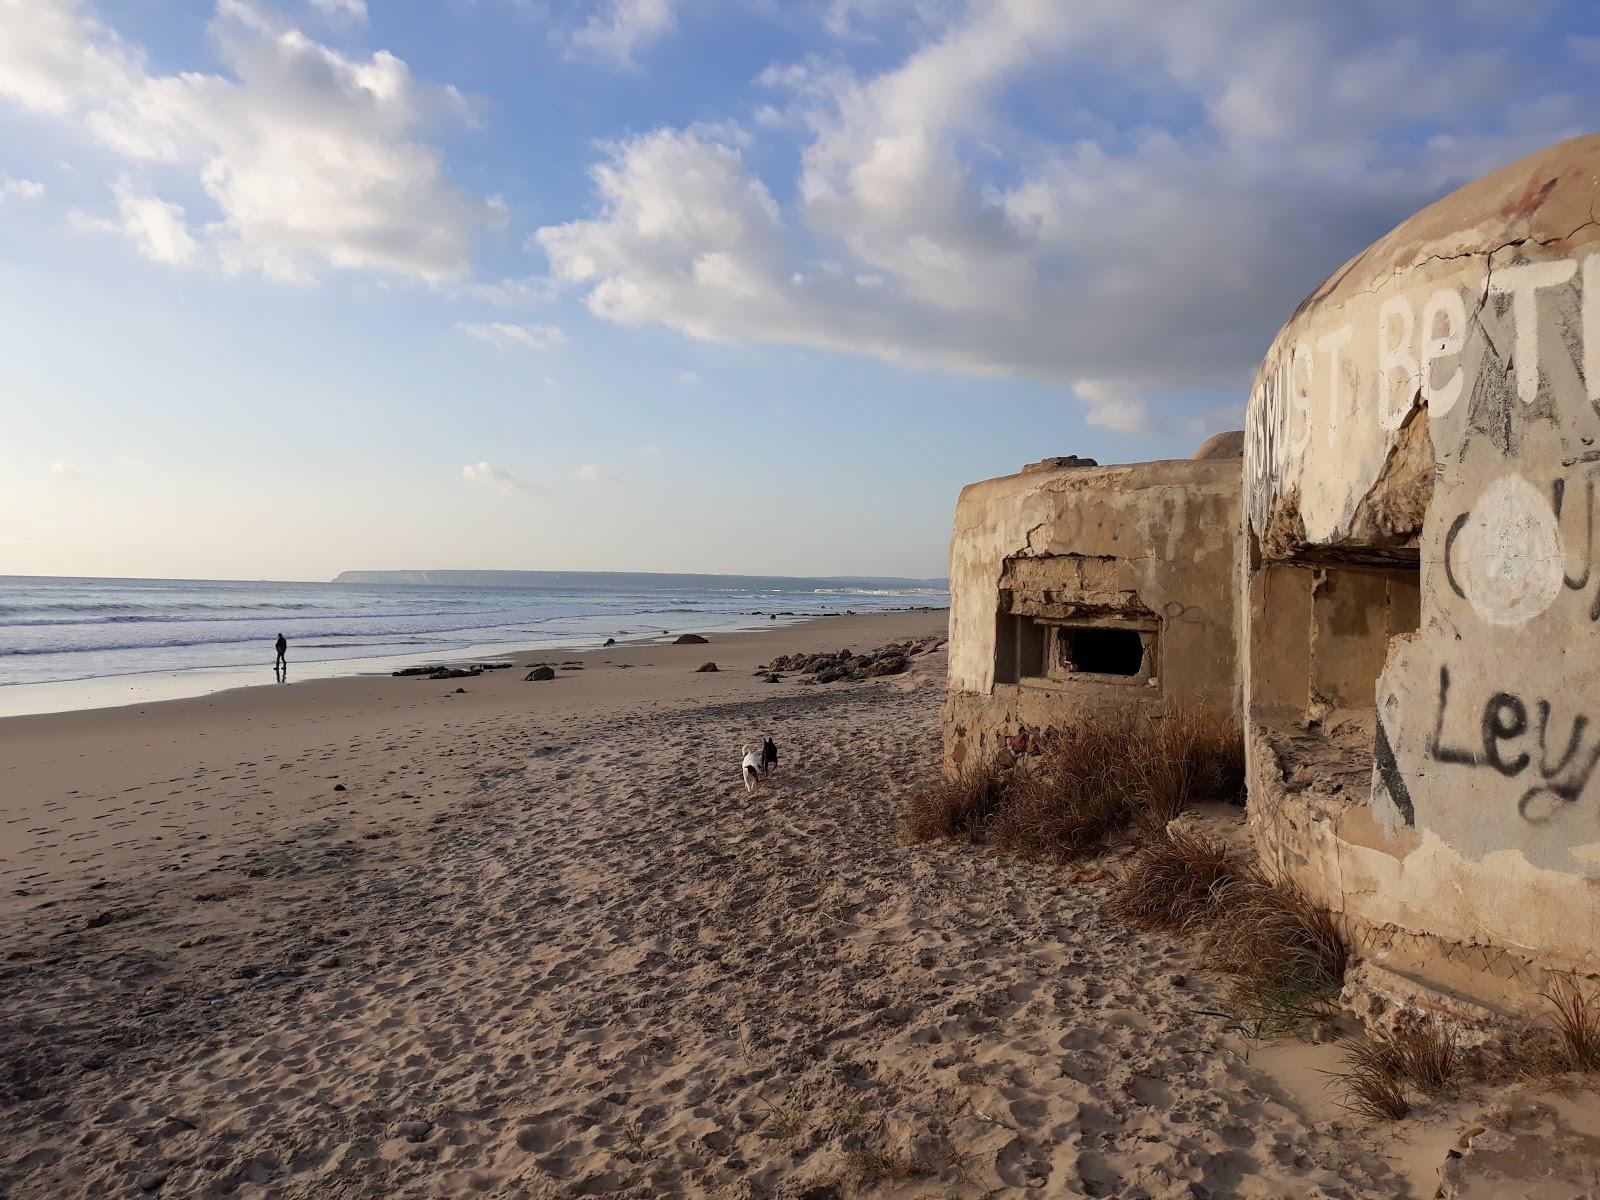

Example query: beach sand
[0,610,1583,1198]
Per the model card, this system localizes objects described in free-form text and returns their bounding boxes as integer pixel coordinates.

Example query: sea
[0,574,948,716]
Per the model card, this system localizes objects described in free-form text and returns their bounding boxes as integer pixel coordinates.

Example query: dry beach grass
[903,707,1245,862]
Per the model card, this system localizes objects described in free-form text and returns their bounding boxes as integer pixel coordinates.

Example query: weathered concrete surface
[944,448,1240,772]
[1243,133,1600,1009]
[1192,430,1246,461]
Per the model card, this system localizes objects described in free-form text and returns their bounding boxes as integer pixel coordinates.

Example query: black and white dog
[741,737,780,793]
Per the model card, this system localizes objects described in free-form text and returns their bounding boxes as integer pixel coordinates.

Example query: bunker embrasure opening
[1057,624,1146,677]
[995,597,1158,690]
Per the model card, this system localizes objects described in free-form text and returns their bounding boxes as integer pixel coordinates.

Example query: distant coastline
[331,569,949,590]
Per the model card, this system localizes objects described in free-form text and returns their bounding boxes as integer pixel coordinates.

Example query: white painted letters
[1317,325,1353,447]
[1492,259,1577,403]
[1290,341,1313,455]
[1585,254,1600,407]
[1421,286,1467,416]
[1378,295,1418,430]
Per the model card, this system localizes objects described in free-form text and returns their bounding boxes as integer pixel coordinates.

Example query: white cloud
[71,178,199,265]
[538,1,1575,420]
[455,321,566,351]
[308,0,366,23]
[50,458,85,478]
[576,463,617,483]
[0,176,45,201]
[462,461,526,495]
[536,128,790,333]
[568,0,676,66]
[0,0,141,113]
[3,0,491,282]
[677,370,700,384]
[1073,380,1151,434]
[451,274,559,306]
[637,444,663,457]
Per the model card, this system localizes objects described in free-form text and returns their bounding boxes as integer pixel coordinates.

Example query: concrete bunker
[944,440,1242,772]
[1243,133,1600,1010]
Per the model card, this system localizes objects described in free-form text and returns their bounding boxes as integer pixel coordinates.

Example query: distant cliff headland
[331,569,949,592]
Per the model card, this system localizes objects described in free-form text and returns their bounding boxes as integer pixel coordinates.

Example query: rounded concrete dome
[1191,430,1244,460]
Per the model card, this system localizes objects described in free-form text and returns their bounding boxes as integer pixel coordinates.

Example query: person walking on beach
[274,633,288,681]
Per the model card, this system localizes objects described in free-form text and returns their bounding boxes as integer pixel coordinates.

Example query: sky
[2,1,1599,582]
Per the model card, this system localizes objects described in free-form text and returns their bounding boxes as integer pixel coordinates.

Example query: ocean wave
[0,600,334,615]
[0,606,505,629]
[810,587,949,597]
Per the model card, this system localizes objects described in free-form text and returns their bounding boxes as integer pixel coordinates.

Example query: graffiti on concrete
[1428,664,1600,821]
[1439,471,1600,626]
[1442,473,1567,626]
[1246,250,1600,534]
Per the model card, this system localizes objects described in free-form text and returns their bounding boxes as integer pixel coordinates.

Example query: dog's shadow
[749,771,793,795]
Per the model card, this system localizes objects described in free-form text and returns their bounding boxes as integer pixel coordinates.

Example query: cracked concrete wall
[944,456,1240,772]
[1243,133,1600,1006]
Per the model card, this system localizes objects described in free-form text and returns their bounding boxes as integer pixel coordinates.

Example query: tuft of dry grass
[755,1092,807,1140]
[1202,872,1350,1036]
[986,705,1245,860]
[900,760,1009,844]
[1328,1019,1457,1121]
[903,706,1243,858]
[1539,979,1600,1072]
[1205,873,1349,992]
[990,767,1129,861]
[1390,1019,1459,1092]
[617,1117,656,1163]
[1332,1036,1414,1121]
[842,1144,928,1184]
[987,714,1136,859]
[1119,706,1247,830]
[1105,828,1245,930]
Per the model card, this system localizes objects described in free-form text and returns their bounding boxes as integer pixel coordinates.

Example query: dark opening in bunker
[1248,551,1422,801]
[997,611,1157,688]
[1248,557,1420,715]
[994,612,1048,683]
[1058,626,1145,676]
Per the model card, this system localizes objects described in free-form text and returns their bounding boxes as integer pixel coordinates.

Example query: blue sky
[3,1,1599,581]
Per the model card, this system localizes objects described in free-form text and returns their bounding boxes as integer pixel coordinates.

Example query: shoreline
[0,604,949,720]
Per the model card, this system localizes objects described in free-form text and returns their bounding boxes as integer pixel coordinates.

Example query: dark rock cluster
[392,662,511,680]
[760,636,945,685]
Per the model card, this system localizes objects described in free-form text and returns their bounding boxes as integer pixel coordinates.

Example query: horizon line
[1,569,952,587]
